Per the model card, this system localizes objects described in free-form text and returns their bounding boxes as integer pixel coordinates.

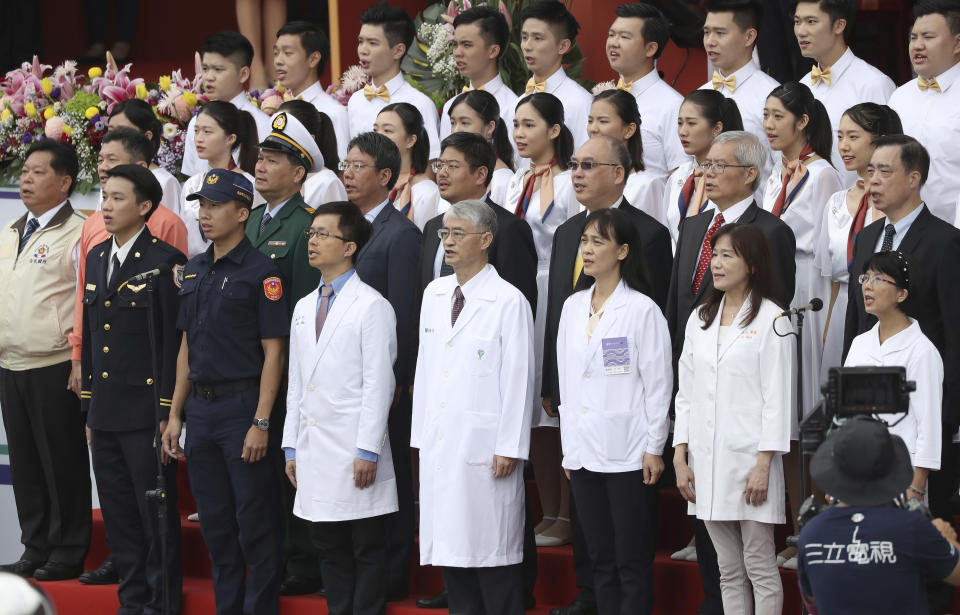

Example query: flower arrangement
[401,0,585,110]
[249,63,369,112]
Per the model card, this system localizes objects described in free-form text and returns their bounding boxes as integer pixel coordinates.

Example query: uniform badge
[85,283,97,291]
[263,276,283,301]
[173,264,184,289]
[267,240,287,247]
[127,283,146,293]
[272,113,287,131]
[30,244,50,264]
[206,174,219,185]
[185,273,197,279]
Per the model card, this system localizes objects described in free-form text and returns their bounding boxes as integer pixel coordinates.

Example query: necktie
[514,160,556,219]
[524,78,546,94]
[363,84,390,102]
[880,223,896,252]
[810,64,831,86]
[616,77,632,93]
[259,211,272,237]
[18,218,39,254]
[711,71,736,93]
[573,252,583,289]
[315,285,334,341]
[108,254,121,288]
[771,142,815,217]
[846,180,870,266]
[692,213,724,297]
[918,76,941,92]
[451,286,465,327]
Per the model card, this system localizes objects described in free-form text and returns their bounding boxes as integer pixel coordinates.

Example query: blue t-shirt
[798,505,958,614]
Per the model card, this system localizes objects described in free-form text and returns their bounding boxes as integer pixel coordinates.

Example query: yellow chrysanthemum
[41,78,53,95]
[85,106,99,120]
[88,67,103,79]
[24,102,37,117]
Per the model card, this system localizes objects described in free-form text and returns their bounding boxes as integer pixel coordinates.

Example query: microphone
[780,298,823,317]
[126,262,172,283]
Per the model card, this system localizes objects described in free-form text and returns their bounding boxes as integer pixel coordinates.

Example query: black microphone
[781,298,823,317]
[126,262,172,283]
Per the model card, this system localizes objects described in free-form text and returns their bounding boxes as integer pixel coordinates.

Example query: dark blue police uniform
[81,227,184,615]
[177,234,289,615]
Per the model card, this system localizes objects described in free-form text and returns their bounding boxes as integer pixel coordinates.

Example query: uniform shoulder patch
[263,276,283,301]
[173,264,185,289]
[304,206,315,214]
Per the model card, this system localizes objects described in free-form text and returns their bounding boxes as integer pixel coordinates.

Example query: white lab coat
[556,281,673,472]
[844,319,943,470]
[674,297,792,523]
[281,274,399,522]
[411,264,535,567]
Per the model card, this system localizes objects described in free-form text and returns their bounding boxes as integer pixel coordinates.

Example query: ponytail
[381,102,429,174]
[767,81,833,164]
[593,89,645,172]
[517,93,574,168]
[198,101,259,175]
[717,97,744,132]
[682,89,744,133]
[450,90,514,171]
[315,112,340,171]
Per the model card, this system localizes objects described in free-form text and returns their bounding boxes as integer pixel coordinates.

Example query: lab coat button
[306,384,315,392]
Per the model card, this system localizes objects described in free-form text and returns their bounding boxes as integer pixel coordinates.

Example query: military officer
[161,168,289,615]
[80,164,185,615]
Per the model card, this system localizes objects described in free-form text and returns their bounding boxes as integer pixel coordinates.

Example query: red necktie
[451,286,465,326]
[771,143,814,217]
[692,213,724,297]
[846,180,870,266]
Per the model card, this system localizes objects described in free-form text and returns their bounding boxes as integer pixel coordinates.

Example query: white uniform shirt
[181,91,270,177]
[625,69,686,177]
[151,167,182,217]
[296,81,351,162]
[489,167,515,210]
[347,72,442,159]
[888,60,960,224]
[800,48,896,188]
[624,170,666,226]
[303,168,347,209]
[519,67,593,151]
[403,179,444,231]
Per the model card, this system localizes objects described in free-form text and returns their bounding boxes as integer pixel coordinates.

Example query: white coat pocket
[603,412,637,461]
[460,414,497,466]
[469,337,499,376]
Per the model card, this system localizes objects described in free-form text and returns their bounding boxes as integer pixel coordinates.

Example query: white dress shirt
[106,225,146,282]
[347,72,441,159]
[303,168,347,209]
[181,91,271,177]
[800,48,896,188]
[624,69,686,177]
[296,81,351,162]
[363,198,390,223]
[888,60,960,224]
[624,170,667,226]
[519,67,593,151]
[151,167,182,217]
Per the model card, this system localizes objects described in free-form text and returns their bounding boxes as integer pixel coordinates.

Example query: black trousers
[92,428,182,615]
[926,434,958,615]
[312,515,388,615]
[569,469,657,615]
[0,362,90,565]
[570,485,594,602]
[385,390,414,592]
[442,564,524,615]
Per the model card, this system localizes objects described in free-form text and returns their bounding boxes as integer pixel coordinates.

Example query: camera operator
[798,416,960,614]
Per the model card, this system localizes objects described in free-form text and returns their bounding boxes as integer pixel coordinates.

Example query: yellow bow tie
[363,84,390,102]
[616,77,632,93]
[525,78,546,94]
[918,76,942,92]
[711,71,736,93]
[462,84,486,93]
[811,65,831,86]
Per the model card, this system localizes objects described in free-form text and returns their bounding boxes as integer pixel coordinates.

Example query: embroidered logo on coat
[173,264,185,289]
[263,276,283,301]
[31,244,50,264]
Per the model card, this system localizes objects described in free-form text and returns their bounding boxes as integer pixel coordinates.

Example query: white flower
[592,80,617,95]
[162,122,178,141]
[340,65,369,92]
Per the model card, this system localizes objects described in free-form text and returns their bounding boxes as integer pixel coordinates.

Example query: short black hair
[276,21,331,77]
[519,0,581,44]
[202,31,255,68]
[914,0,960,36]
[440,132,496,188]
[109,99,161,158]
[453,6,511,60]
[706,0,764,34]
[615,3,671,60]
[863,250,911,292]
[872,134,931,185]
[104,163,162,219]
[25,140,79,196]
[360,2,417,56]
[791,0,856,26]
[312,201,373,264]
[102,127,154,165]
[347,132,402,190]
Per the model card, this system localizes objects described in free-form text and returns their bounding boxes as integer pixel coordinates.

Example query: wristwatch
[252,417,270,431]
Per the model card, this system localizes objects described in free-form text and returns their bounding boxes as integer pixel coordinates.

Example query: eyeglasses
[567,160,619,171]
[700,161,753,175]
[304,229,346,241]
[437,228,487,242]
[338,161,374,172]
[857,274,897,287]
[432,160,467,173]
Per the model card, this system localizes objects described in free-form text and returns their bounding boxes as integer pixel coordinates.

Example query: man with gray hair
[411,198,535,615]
[664,129,796,612]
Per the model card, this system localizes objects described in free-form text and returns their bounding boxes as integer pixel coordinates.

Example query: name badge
[602,337,630,375]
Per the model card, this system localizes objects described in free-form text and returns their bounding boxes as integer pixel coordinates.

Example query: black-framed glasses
[304,229,346,241]
[567,160,620,171]
[700,161,752,175]
[437,228,486,242]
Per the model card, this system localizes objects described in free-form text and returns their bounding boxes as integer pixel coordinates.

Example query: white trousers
[704,520,783,615]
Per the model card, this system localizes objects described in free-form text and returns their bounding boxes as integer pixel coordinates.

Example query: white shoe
[782,557,798,570]
[776,555,787,567]
[671,545,697,561]
[683,546,698,562]
[536,533,571,547]
[187,512,199,522]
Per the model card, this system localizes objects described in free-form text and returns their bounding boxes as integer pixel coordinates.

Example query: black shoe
[33,561,83,581]
[525,594,537,610]
[78,559,119,585]
[278,575,322,596]
[0,559,43,577]
[416,590,448,609]
[549,592,597,615]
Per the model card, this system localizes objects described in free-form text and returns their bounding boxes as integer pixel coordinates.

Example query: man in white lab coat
[282,201,398,615]
[412,199,535,615]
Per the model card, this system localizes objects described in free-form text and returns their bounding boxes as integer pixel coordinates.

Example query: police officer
[80,164,185,614]
[161,168,289,615]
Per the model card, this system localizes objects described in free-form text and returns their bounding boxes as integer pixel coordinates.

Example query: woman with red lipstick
[817,103,902,412]
[180,101,260,257]
[663,89,744,252]
[448,90,516,209]
[506,92,579,548]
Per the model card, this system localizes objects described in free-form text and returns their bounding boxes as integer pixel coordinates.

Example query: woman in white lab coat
[674,223,792,615]
[557,208,672,615]
[844,250,942,498]
[447,90,516,209]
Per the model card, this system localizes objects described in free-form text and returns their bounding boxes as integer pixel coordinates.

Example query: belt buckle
[198,386,215,401]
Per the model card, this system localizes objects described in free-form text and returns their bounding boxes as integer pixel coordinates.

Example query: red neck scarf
[771,142,814,217]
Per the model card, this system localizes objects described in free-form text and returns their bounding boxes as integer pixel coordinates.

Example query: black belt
[192,378,259,401]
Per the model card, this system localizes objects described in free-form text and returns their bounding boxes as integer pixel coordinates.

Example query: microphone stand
[142,275,171,615]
